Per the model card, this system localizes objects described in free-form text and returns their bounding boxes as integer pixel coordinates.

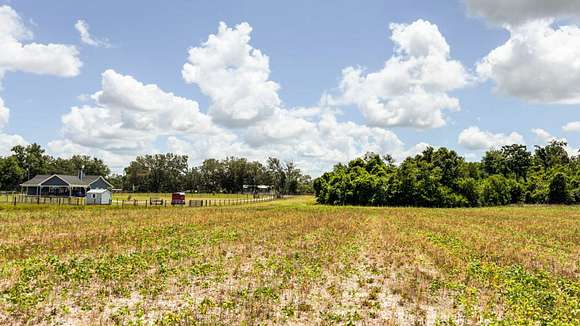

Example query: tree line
[0,144,313,195]
[314,140,580,207]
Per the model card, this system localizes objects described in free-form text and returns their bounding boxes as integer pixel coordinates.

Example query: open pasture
[112,193,257,201]
[0,193,271,208]
[0,197,578,325]
[0,192,258,203]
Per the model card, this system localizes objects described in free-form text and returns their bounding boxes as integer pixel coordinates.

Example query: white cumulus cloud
[562,121,580,132]
[0,6,81,78]
[55,69,221,156]
[182,22,280,128]
[53,21,440,176]
[458,126,525,150]
[328,19,470,129]
[477,20,580,105]
[531,128,555,143]
[75,19,110,48]
[0,5,81,155]
[0,132,27,156]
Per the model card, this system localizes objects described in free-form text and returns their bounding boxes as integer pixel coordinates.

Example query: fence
[2,195,84,206]
[0,194,277,208]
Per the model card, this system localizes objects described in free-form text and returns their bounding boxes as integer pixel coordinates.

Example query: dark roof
[20,175,51,187]
[20,174,110,187]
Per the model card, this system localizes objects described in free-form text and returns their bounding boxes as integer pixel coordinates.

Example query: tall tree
[534,140,570,171]
[0,156,25,190]
[124,154,188,192]
[500,144,532,180]
[11,144,52,180]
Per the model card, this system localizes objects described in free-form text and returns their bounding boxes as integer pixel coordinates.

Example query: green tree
[0,156,25,190]
[534,140,570,171]
[124,154,188,192]
[267,157,286,196]
[500,144,532,180]
[481,175,512,206]
[11,143,52,180]
[548,172,571,204]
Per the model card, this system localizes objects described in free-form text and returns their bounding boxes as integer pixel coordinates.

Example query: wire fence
[0,194,278,208]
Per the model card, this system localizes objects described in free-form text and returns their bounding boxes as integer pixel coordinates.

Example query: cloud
[531,128,555,143]
[53,21,438,176]
[464,0,580,26]
[0,6,81,78]
[477,20,580,105]
[529,129,577,155]
[328,19,469,129]
[0,97,8,129]
[458,126,525,150]
[55,70,221,155]
[177,21,429,175]
[0,98,27,155]
[182,22,281,128]
[562,121,580,132]
[0,132,27,155]
[74,19,110,48]
[0,5,82,155]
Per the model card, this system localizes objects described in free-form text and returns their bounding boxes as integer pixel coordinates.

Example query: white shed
[85,189,112,205]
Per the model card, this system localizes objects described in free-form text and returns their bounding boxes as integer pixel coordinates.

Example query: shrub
[548,173,571,204]
[458,178,480,207]
[481,175,511,206]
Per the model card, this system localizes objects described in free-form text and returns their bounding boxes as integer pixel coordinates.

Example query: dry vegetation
[0,197,578,325]
[111,193,253,201]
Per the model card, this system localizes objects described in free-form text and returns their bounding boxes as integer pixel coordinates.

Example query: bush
[481,175,512,206]
[571,187,580,204]
[507,179,525,204]
[548,173,571,204]
[458,178,480,207]
[314,146,579,208]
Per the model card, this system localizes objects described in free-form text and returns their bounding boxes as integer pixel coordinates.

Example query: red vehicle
[171,192,186,205]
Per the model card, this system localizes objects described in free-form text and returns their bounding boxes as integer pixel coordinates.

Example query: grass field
[0,197,578,325]
[0,192,259,203]
[112,193,259,201]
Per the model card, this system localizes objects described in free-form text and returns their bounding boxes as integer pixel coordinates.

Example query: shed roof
[87,189,110,194]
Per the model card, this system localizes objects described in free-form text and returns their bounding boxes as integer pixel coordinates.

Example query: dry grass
[111,193,256,201]
[0,197,578,325]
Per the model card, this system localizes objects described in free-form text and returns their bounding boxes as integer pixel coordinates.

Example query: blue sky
[0,0,579,175]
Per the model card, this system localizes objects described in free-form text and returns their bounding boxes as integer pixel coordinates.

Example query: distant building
[85,189,112,205]
[20,174,112,197]
[242,184,273,194]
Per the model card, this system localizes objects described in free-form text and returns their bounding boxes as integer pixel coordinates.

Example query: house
[20,174,112,197]
[85,189,112,205]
